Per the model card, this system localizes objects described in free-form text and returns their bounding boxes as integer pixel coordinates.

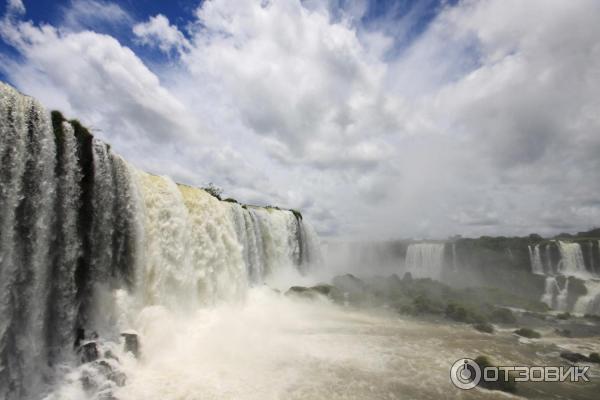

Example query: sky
[1,0,599,240]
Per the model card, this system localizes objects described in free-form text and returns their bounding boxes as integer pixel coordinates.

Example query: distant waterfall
[528,244,544,275]
[0,83,321,399]
[544,244,554,275]
[404,243,445,280]
[451,243,457,271]
[573,280,600,315]
[541,277,558,308]
[557,241,586,275]
[541,277,570,311]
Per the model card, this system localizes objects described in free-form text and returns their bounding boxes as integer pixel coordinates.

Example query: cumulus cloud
[133,14,190,55]
[1,0,599,239]
[6,0,24,15]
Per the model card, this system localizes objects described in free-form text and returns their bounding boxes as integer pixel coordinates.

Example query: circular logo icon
[450,358,481,390]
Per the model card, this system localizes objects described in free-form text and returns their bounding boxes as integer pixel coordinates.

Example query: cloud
[182,0,401,168]
[0,8,200,154]
[61,0,131,31]
[6,0,24,15]
[1,0,600,239]
[133,14,190,55]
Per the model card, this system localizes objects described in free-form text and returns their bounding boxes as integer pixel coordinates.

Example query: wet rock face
[80,359,127,398]
[79,341,99,363]
[121,332,140,358]
[560,351,590,363]
[285,285,343,301]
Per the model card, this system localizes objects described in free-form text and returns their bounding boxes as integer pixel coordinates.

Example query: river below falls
[47,287,600,400]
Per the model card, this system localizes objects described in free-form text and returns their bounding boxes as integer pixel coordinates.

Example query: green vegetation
[556,312,571,320]
[327,274,542,329]
[489,308,517,324]
[203,183,223,200]
[223,198,238,204]
[445,303,484,323]
[513,328,541,338]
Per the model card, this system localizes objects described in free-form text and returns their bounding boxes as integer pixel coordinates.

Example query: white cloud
[7,0,24,15]
[133,14,190,55]
[2,0,600,239]
[61,0,131,31]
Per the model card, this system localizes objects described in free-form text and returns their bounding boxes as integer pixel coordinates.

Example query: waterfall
[557,241,586,276]
[0,82,57,398]
[528,244,544,275]
[541,277,559,308]
[588,242,595,274]
[451,242,457,271]
[573,280,600,315]
[0,83,321,399]
[544,243,554,275]
[541,277,569,311]
[404,243,445,280]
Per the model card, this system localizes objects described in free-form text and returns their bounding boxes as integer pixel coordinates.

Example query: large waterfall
[557,241,587,275]
[530,240,600,315]
[404,243,445,280]
[0,84,321,399]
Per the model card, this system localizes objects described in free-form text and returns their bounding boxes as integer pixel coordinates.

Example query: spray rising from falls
[0,84,321,399]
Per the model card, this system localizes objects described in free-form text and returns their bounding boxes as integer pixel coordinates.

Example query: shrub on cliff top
[203,183,223,200]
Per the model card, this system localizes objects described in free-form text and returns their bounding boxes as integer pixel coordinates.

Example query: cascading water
[545,243,554,275]
[404,243,445,280]
[557,241,587,276]
[0,83,321,399]
[451,242,457,271]
[530,240,600,314]
[528,244,544,275]
[573,280,600,315]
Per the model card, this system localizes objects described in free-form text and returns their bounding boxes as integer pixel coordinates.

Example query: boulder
[285,285,342,301]
[554,328,572,338]
[332,274,368,296]
[79,341,99,363]
[475,356,516,393]
[473,322,494,334]
[589,353,600,363]
[560,352,589,363]
[514,328,541,339]
[489,308,517,324]
[81,359,127,395]
[121,332,140,358]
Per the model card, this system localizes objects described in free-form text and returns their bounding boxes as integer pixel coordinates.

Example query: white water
[545,243,554,275]
[41,287,514,400]
[528,244,544,275]
[557,241,587,276]
[530,240,600,313]
[541,277,570,311]
[573,280,600,315]
[0,83,321,399]
[404,243,445,280]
